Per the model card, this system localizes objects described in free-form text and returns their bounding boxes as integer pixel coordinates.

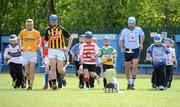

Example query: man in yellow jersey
[44,14,73,90]
[18,19,41,90]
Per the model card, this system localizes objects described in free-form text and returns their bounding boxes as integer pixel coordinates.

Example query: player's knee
[133,65,138,69]
[90,72,97,78]
[84,76,89,82]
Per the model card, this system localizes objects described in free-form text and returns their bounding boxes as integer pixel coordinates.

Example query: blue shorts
[124,48,140,62]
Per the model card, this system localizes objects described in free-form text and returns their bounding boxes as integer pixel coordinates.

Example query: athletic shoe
[79,83,84,89]
[58,83,62,89]
[43,84,48,89]
[21,83,26,88]
[14,85,20,89]
[131,84,135,90]
[152,84,157,89]
[52,85,57,90]
[159,86,164,90]
[12,80,17,88]
[127,84,131,90]
[27,87,32,90]
[62,78,67,86]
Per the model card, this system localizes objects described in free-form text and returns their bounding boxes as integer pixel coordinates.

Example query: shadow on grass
[0,87,180,93]
[137,88,180,92]
[0,88,61,92]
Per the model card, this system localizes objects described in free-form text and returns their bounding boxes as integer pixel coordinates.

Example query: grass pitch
[0,73,180,107]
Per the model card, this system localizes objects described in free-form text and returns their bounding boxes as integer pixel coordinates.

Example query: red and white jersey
[41,37,48,56]
[79,42,99,64]
[166,47,176,65]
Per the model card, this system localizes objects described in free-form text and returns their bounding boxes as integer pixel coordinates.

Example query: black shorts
[103,64,113,72]
[83,64,96,72]
[124,48,140,62]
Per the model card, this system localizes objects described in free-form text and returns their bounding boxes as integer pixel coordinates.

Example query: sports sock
[128,79,131,85]
[131,75,136,85]
[52,79,56,86]
[103,78,107,87]
[79,75,84,84]
[49,81,52,87]
[45,71,49,85]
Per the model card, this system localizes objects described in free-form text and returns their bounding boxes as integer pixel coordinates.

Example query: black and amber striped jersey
[44,25,71,49]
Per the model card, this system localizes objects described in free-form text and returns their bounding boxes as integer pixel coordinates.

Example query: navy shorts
[124,48,140,62]
[83,64,96,72]
[102,64,113,72]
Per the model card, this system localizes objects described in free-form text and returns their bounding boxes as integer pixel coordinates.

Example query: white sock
[128,79,131,85]
[131,76,136,85]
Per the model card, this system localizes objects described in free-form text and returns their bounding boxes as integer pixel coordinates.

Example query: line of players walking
[3,15,177,91]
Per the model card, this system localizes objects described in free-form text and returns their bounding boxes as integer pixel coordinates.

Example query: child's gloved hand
[4,58,10,64]
[146,57,152,62]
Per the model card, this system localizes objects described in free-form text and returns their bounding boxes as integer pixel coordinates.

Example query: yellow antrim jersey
[44,25,71,49]
[18,29,41,51]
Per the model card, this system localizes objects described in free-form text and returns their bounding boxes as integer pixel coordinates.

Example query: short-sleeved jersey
[79,42,99,64]
[147,43,170,62]
[99,46,117,65]
[166,47,176,65]
[18,29,41,52]
[70,43,82,61]
[119,27,144,49]
[44,25,71,49]
[41,37,48,56]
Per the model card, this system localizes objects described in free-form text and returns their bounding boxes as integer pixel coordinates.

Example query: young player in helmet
[4,34,24,88]
[99,36,117,88]
[146,34,170,90]
[163,38,177,88]
[70,34,86,88]
[79,31,99,89]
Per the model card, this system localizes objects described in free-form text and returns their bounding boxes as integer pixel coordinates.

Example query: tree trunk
[49,0,56,14]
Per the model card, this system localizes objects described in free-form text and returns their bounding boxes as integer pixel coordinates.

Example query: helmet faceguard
[49,14,58,27]
[9,34,17,43]
[26,19,34,31]
[154,34,162,44]
[103,36,111,46]
[85,31,93,38]
[128,17,136,24]
[128,17,136,29]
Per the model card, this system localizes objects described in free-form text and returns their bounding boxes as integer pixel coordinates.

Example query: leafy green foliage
[0,0,180,35]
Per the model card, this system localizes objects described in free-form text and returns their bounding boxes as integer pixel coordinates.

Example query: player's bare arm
[119,40,125,53]
[140,35,145,50]
[66,35,73,52]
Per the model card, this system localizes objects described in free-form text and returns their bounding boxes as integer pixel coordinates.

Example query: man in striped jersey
[44,14,73,90]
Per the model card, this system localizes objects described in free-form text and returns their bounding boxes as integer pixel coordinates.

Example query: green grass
[0,73,180,107]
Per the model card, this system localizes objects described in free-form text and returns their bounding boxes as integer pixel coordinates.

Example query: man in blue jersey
[119,17,145,90]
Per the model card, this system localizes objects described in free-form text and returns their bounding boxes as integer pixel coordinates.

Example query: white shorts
[22,52,37,65]
[48,48,65,60]
[43,57,50,66]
